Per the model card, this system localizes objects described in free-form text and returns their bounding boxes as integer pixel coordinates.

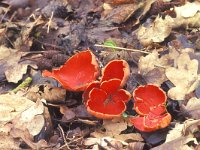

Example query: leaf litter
[1,0,200,149]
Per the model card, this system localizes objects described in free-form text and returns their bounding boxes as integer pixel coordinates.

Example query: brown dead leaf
[138,51,168,86]
[103,119,128,136]
[166,119,200,142]
[181,97,200,119]
[138,1,200,46]
[0,94,49,149]
[91,119,143,142]
[60,106,76,122]
[14,16,44,51]
[0,135,20,149]
[60,105,93,122]
[84,137,128,148]
[165,123,184,143]
[166,53,200,100]
[0,93,34,124]
[0,46,35,83]
[127,142,145,150]
[159,119,200,150]
[137,15,173,46]
[174,1,200,18]
[12,100,45,136]
[103,3,143,24]
[100,50,142,64]
[26,84,66,103]
[152,136,198,150]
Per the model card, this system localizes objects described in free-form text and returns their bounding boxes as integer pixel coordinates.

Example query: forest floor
[0,0,200,149]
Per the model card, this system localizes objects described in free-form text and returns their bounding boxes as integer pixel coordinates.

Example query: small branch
[47,11,54,33]
[94,44,150,54]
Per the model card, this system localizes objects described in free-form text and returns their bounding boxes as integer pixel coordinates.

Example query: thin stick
[94,44,150,54]
[47,11,54,33]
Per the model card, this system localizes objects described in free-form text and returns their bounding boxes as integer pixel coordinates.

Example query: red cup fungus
[130,84,171,132]
[83,59,131,119]
[100,60,130,87]
[42,50,99,91]
[85,79,131,119]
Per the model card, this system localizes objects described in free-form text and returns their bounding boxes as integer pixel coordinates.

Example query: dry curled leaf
[181,97,200,119]
[100,50,142,64]
[137,1,200,46]
[91,119,143,142]
[137,15,173,46]
[26,84,66,103]
[160,119,200,150]
[166,53,200,100]
[138,51,168,86]
[0,46,32,83]
[0,94,49,149]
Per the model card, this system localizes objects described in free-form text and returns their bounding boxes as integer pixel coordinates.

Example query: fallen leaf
[26,84,66,103]
[0,46,35,83]
[137,1,200,46]
[137,15,173,46]
[152,136,198,150]
[0,93,34,124]
[0,94,50,149]
[14,16,44,51]
[100,50,142,64]
[156,119,200,150]
[174,1,200,18]
[166,53,200,100]
[181,97,200,119]
[0,135,20,149]
[60,106,76,122]
[138,51,168,85]
[103,3,143,24]
[84,137,128,148]
[165,123,184,142]
[103,119,128,136]
[91,119,143,142]
[127,142,145,150]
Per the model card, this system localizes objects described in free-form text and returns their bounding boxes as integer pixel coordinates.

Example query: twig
[47,11,54,33]
[94,44,150,54]
[0,6,11,23]
[33,38,65,50]
[57,124,71,150]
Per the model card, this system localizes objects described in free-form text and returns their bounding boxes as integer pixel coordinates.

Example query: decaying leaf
[181,97,200,119]
[0,46,35,83]
[26,84,66,103]
[137,15,174,46]
[103,3,143,24]
[0,93,50,149]
[60,105,93,122]
[0,93,34,124]
[152,136,198,150]
[127,142,145,150]
[14,16,44,51]
[166,53,200,100]
[84,136,128,148]
[159,119,200,150]
[137,1,200,46]
[138,51,168,85]
[90,119,143,142]
[100,50,142,64]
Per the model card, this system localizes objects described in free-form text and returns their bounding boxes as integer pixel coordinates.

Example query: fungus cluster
[129,85,171,132]
[42,50,171,132]
[83,60,131,119]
